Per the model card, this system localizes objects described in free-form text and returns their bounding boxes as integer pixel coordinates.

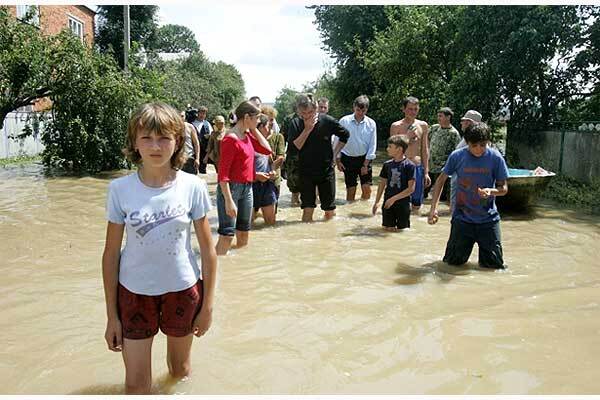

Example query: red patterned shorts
[118,280,203,340]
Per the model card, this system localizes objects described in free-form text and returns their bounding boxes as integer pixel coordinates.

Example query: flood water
[1,161,599,394]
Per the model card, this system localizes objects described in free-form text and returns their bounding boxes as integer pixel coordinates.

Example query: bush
[541,174,600,214]
[42,32,149,172]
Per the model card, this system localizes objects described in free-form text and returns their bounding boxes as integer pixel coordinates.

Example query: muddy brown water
[1,162,599,394]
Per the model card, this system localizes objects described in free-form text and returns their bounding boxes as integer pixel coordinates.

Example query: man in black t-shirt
[289,93,350,222]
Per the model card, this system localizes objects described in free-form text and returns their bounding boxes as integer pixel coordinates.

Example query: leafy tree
[274,87,300,121]
[0,7,52,129]
[95,5,159,68]
[42,32,151,172]
[151,24,199,53]
[311,5,388,109]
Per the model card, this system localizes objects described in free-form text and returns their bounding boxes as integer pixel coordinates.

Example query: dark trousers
[443,219,505,269]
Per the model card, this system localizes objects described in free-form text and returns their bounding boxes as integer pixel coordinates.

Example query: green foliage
[155,53,245,119]
[95,5,159,68]
[0,7,52,129]
[542,174,600,214]
[42,32,145,172]
[274,87,300,122]
[311,5,600,135]
[151,24,199,53]
[0,154,40,167]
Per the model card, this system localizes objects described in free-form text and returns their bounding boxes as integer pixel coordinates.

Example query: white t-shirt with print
[106,170,212,296]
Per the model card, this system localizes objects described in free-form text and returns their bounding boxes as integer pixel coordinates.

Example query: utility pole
[123,5,130,72]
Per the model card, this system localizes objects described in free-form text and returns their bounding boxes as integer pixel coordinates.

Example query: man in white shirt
[335,95,377,201]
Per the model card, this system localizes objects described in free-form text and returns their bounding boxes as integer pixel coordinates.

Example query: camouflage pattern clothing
[284,154,301,193]
[429,124,461,173]
[267,131,286,187]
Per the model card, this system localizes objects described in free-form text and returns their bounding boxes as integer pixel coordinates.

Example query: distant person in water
[289,93,349,222]
[372,135,416,231]
[317,97,329,114]
[204,115,226,173]
[428,122,509,269]
[252,114,279,225]
[425,107,461,201]
[215,101,272,255]
[389,96,431,212]
[102,102,217,394]
[335,95,377,201]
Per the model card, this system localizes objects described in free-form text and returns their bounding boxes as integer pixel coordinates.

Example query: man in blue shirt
[427,123,509,269]
[335,95,378,201]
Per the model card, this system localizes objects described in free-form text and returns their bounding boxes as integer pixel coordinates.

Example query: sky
[157,2,335,103]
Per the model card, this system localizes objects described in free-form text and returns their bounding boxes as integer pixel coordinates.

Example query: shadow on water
[70,373,183,395]
[341,226,392,238]
[394,261,479,285]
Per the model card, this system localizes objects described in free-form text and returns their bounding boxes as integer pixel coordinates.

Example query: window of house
[16,5,40,26]
[68,16,84,41]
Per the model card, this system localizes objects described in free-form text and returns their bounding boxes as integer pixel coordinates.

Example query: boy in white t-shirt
[102,102,217,394]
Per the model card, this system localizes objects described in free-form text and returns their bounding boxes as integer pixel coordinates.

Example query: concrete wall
[507,128,600,183]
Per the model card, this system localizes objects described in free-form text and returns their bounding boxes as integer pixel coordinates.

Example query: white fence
[1,111,48,159]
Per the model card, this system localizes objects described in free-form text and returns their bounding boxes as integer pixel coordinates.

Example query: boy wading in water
[372,135,416,231]
[102,102,218,394]
[428,122,509,269]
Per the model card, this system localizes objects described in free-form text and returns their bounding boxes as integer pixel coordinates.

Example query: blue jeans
[216,182,253,236]
[410,164,424,206]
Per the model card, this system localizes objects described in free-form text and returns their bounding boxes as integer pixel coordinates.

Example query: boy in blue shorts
[372,135,416,230]
[427,123,509,269]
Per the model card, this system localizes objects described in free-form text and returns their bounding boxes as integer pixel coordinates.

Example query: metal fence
[506,121,600,182]
[0,111,49,159]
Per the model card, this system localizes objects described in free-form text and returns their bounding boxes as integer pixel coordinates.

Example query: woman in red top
[216,101,272,255]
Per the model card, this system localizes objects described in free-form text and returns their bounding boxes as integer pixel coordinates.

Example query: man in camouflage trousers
[281,110,302,206]
[425,107,461,200]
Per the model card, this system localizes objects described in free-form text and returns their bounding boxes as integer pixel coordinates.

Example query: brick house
[5,5,96,47]
[4,5,96,111]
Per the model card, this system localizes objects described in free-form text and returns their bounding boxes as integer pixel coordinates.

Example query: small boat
[496,168,556,211]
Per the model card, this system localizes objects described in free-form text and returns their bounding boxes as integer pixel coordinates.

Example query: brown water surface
[0,162,599,394]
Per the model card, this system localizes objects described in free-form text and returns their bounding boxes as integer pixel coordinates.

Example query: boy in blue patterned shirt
[428,123,509,269]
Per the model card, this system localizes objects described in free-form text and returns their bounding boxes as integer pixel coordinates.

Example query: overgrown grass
[541,174,600,215]
[0,155,41,167]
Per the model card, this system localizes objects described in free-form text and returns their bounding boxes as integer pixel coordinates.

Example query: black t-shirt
[287,113,349,177]
[379,158,416,200]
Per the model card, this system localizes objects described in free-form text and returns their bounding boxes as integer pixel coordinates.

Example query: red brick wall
[40,5,95,46]
[3,5,95,47]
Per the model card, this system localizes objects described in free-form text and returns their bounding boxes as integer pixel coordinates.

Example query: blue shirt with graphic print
[443,147,509,224]
[379,158,416,201]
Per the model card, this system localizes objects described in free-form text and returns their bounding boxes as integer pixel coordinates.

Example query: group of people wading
[102,94,509,394]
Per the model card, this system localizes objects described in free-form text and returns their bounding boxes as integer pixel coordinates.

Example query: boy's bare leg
[346,186,357,201]
[233,230,249,248]
[262,205,276,225]
[384,226,397,232]
[360,184,371,200]
[324,210,336,220]
[122,337,154,395]
[302,207,314,222]
[166,334,194,379]
[215,235,233,255]
[291,192,300,206]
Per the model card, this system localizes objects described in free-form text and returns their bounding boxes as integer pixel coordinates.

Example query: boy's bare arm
[384,180,416,209]
[102,222,124,351]
[428,172,449,224]
[372,178,387,214]
[193,216,217,337]
[478,180,508,198]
